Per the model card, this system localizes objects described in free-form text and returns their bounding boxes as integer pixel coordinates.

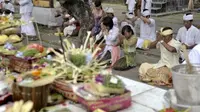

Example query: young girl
[97,16,120,66]
[113,25,137,70]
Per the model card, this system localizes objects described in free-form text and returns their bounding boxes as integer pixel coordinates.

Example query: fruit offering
[159,108,190,112]
[0,35,8,45]
[92,74,125,94]
[8,35,21,43]
[5,100,33,112]
[16,44,46,59]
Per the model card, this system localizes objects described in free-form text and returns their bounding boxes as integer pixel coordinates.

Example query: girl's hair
[102,16,113,30]
[108,13,114,17]
[143,9,148,12]
[122,25,134,35]
[186,12,192,16]
[95,0,101,7]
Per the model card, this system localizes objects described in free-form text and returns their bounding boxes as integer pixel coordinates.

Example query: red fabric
[76,26,80,31]
[75,22,80,30]
[0,3,2,9]
[111,46,120,67]
[0,93,12,105]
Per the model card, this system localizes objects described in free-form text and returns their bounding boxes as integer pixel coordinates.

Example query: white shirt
[19,0,33,14]
[96,26,119,49]
[140,18,156,41]
[112,17,118,28]
[176,25,200,47]
[2,2,14,12]
[185,44,200,64]
[126,0,136,12]
[141,0,152,13]
[98,26,119,58]
[105,26,119,47]
[154,38,181,69]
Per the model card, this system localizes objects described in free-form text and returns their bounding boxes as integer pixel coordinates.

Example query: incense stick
[182,45,193,74]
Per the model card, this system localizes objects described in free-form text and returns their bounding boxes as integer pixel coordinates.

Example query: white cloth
[32,7,63,26]
[184,44,200,64]
[176,25,200,46]
[142,10,150,16]
[126,0,136,13]
[2,2,14,12]
[154,38,181,69]
[100,26,119,58]
[105,7,114,13]
[140,18,156,41]
[21,12,36,36]
[104,26,119,49]
[141,0,152,14]
[113,16,118,28]
[95,31,103,41]
[19,0,33,14]
[63,18,76,36]
[183,14,193,21]
[136,38,144,48]
[63,26,76,36]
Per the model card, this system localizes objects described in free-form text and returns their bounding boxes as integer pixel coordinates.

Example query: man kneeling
[139,27,181,86]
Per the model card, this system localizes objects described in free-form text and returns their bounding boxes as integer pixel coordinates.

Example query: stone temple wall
[151,0,189,14]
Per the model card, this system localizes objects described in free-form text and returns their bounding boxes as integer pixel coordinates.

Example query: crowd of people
[87,0,200,86]
[1,0,200,86]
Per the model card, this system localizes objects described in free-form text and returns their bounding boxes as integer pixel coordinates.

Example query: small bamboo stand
[12,83,50,111]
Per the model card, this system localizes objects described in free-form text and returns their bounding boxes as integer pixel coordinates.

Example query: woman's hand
[156,32,163,42]
[101,23,106,31]
[103,29,109,36]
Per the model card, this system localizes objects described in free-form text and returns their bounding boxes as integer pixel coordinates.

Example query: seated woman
[97,16,120,66]
[113,25,138,70]
[139,27,181,86]
[2,0,14,14]
[63,14,80,37]
[91,0,105,36]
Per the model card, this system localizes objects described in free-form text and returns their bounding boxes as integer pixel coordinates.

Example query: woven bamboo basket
[12,83,50,111]
[9,56,37,73]
[0,53,12,66]
[52,80,79,102]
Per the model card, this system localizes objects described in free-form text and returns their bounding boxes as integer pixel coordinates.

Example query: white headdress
[183,13,193,21]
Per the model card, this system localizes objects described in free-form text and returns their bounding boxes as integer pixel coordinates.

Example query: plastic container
[172,64,200,105]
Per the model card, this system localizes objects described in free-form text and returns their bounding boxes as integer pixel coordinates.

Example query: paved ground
[16,3,200,90]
